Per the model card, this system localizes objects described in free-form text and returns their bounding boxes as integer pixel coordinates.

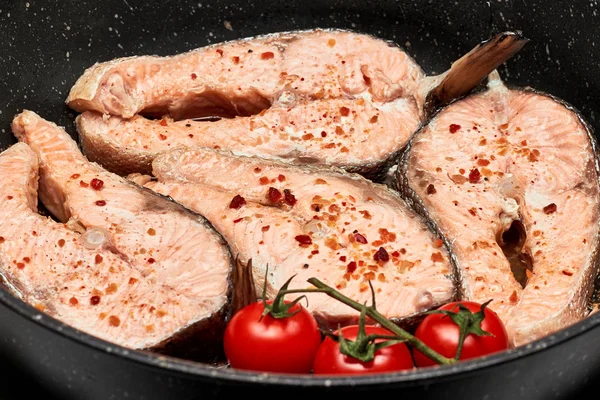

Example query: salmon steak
[395,71,600,346]
[127,147,456,328]
[10,111,233,361]
[69,29,526,178]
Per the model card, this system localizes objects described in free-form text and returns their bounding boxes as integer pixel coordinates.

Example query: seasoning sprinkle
[295,235,312,245]
[229,194,246,209]
[373,247,389,262]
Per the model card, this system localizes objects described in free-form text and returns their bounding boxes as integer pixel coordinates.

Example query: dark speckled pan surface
[1,1,600,399]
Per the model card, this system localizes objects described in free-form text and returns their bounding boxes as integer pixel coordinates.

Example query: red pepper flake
[232,56,240,64]
[147,258,156,264]
[433,239,443,248]
[284,189,297,206]
[267,187,282,203]
[477,159,490,166]
[105,283,118,294]
[95,254,103,264]
[23,257,30,263]
[90,178,104,191]
[233,218,244,224]
[468,168,481,183]
[80,180,89,188]
[320,131,327,137]
[369,115,378,123]
[328,204,341,213]
[339,255,347,262]
[109,315,121,327]
[58,239,65,248]
[347,261,357,273]
[159,134,167,140]
[6,196,12,200]
[340,106,350,116]
[159,119,168,127]
[392,251,400,258]
[373,247,389,262]
[509,290,518,303]
[354,232,368,244]
[426,184,436,195]
[277,174,286,182]
[521,140,528,146]
[71,173,80,179]
[16,262,25,269]
[0,237,4,244]
[302,133,315,140]
[359,210,372,219]
[562,270,573,276]
[229,194,246,209]
[259,176,270,185]
[449,124,461,133]
[315,178,327,185]
[191,73,197,80]
[216,49,224,57]
[128,277,138,285]
[69,297,78,306]
[254,167,262,173]
[90,296,101,305]
[295,235,312,245]
[468,209,477,216]
[543,203,557,214]
[261,225,270,232]
[529,149,541,162]
[95,200,107,207]
[431,252,444,262]
[261,51,274,60]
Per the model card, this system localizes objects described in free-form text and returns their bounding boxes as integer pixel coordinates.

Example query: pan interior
[1,0,600,384]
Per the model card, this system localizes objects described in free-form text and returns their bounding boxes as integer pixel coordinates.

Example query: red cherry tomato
[312,325,414,375]
[223,300,322,374]
[413,301,509,367]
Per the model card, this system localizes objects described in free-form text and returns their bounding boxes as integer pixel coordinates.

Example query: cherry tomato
[413,301,509,367]
[223,300,322,374]
[312,325,414,375]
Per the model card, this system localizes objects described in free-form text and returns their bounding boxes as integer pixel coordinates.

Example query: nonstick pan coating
[1,1,600,399]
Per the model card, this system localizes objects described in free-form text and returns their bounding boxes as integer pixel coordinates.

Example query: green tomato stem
[304,277,456,366]
[277,279,455,365]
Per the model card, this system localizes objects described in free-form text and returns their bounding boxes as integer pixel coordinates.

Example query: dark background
[2,1,600,399]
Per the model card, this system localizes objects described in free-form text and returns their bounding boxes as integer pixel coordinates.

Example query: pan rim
[2,284,599,386]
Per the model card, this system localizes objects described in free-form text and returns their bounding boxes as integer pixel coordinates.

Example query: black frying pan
[2,1,600,399]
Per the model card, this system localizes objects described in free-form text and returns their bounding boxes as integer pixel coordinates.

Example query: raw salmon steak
[10,111,233,361]
[395,71,600,346]
[128,147,456,328]
[69,29,526,178]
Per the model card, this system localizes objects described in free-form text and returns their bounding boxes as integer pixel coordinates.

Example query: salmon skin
[10,111,233,362]
[395,71,600,346]
[127,147,456,329]
[69,29,526,179]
